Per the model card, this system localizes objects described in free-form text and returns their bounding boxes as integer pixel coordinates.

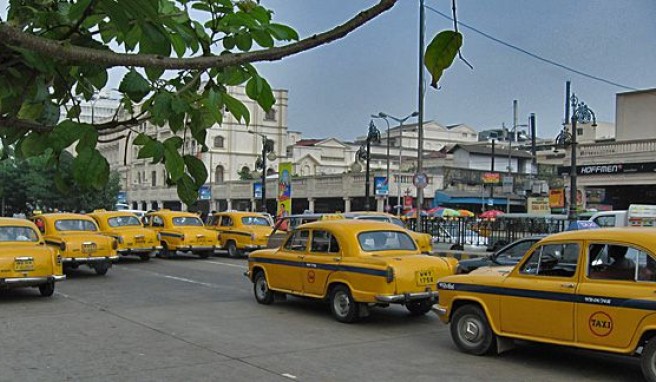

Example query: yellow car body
[246,220,457,323]
[435,228,656,381]
[344,211,433,254]
[32,213,118,276]
[143,210,220,258]
[0,218,65,296]
[207,211,272,258]
[87,210,161,261]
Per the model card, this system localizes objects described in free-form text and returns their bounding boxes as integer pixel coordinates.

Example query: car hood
[470,265,514,276]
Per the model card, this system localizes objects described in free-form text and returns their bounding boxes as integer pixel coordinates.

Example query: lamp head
[351,161,362,172]
[266,151,277,161]
[378,112,388,118]
[410,111,419,117]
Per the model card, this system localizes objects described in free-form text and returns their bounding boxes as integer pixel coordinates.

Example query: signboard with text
[277,163,292,220]
[482,172,500,184]
[253,182,262,199]
[374,176,389,196]
[199,185,211,200]
[549,189,565,208]
[527,197,550,215]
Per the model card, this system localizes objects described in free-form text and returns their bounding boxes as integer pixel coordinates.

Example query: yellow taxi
[246,220,458,323]
[207,211,272,258]
[0,218,65,297]
[32,213,118,275]
[87,210,161,261]
[143,209,220,258]
[434,228,656,381]
[343,211,433,254]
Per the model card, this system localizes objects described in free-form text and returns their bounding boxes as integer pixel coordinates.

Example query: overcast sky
[3,0,655,142]
[256,0,656,141]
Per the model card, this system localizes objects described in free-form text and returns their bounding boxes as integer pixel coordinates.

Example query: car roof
[37,213,94,220]
[89,210,142,217]
[297,219,405,234]
[149,210,199,217]
[542,228,656,245]
[0,217,36,227]
[214,211,266,217]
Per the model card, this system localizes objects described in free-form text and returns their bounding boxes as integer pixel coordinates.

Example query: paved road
[0,253,644,381]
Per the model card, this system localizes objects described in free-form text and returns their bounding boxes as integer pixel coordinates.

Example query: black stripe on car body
[250,257,387,278]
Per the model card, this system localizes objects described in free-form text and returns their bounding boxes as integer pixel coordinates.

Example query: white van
[589,204,656,228]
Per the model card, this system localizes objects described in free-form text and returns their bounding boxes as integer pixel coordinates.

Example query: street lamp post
[375,111,419,215]
[249,131,276,213]
[352,121,381,211]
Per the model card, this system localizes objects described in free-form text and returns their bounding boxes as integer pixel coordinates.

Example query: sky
[2,0,655,142]
[255,0,656,141]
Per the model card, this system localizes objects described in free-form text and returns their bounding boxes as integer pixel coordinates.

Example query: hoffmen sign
[558,161,656,176]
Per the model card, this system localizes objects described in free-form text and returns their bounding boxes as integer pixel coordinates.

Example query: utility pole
[507,100,518,213]
[416,0,426,230]
[489,139,495,208]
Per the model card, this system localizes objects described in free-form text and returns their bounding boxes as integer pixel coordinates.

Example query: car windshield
[55,219,98,232]
[107,216,142,227]
[0,226,39,242]
[242,216,270,226]
[172,216,204,226]
[358,230,417,252]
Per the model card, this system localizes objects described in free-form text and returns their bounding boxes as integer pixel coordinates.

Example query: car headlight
[386,267,395,283]
[116,235,124,244]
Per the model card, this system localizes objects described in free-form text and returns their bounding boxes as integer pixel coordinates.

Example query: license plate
[416,269,436,286]
[135,236,145,244]
[82,242,97,254]
[15,257,34,271]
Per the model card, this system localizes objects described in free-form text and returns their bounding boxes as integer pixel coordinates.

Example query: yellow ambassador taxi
[434,228,656,381]
[246,220,458,323]
[0,218,65,297]
[207,211,272,258]
[87,210,160,261]
[343,211,433,254]
[143,210,219,258]
[32,213,118,275]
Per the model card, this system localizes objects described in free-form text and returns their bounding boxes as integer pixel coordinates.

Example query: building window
[151,171,157,187]
[266,168,276,176]
[215,165,225,184]
[264,108,276,121]
[577,128,584,136]
[214,136,225,148]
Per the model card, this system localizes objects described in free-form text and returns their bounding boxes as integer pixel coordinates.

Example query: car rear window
[0,226,39,242]
[241,216,270,226]
[172,216,204,226]
[108,216,142,227]
[55,219,98,232]
[358,230,417,252]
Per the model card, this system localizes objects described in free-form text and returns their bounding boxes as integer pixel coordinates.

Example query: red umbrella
[426,206,445,215]
[479,210,504,219]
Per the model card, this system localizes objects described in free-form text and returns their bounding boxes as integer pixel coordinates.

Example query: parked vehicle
[87,210,160,261]
[32,213,118,275]
[343,212,433,254]
[434,228,656,381]
[589,204,656,228]
[143,210,220,258]
[207,211,272,258]
[455,235,546,274]
[0,218,66,296]
[246,220,458,323]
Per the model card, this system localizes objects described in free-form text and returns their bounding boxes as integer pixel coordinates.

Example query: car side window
[152,216,164,228]
[588,244,640,281]
[284,230,310,252]
[520,243,579,277]
[310,230,340,254]
[498,240,535,260]
[34,218,46,233]
[593,216,616,228]
[220,216,233,227]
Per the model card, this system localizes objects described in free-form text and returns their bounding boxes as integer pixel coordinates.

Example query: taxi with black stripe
[245,220,458,323]
[0,217,65,296]
[87,209,161,261]
[143,209,219,259]
[207,211,272,258]
[343,211,434,254]
[434,228,656,381]
[32,213,118,276]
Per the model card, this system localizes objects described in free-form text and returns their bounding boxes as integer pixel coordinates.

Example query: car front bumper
[431,304,448,317]
[1,275,66,287]
[375,290,439,303]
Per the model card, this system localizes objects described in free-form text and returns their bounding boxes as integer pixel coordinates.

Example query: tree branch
[0,0,398,70]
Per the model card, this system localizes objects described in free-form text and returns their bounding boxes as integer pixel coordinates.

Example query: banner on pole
[277,163,293,224]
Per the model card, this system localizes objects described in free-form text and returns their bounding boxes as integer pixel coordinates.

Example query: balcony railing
[577,138,656,158]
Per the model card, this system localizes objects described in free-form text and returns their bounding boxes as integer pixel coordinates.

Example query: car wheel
[38,281,55,297]
[329,285,360,323]
[450,304,496,355]
[198,251,212,259]
[139,253,151,261]
[227,241,242,258]
[406,300,433,316]
[93,261,110,276]
[158,243,171,258]
[641,339,656,382]
[253,271,274,305]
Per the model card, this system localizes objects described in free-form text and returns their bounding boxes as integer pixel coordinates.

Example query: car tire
[159,243,171,258]
[253,271,274,305]
[93,261,110,276]
[329,285,360,323]
[406,300,433,316]
[227,241,241,258]
[641,339,656,382]
[198,251,212,259]
[450,304,496,355]
[38,281,55,297]
[139,253,151,261]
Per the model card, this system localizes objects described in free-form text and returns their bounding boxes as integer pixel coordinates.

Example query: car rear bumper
[175,245,217,251]
[63,256,119,263]
[1,275,66,287]
[244,245,266,251]
[375,290,439,303]
[118,247,161,255]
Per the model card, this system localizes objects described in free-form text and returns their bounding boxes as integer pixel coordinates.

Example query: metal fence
[404,216,568,251]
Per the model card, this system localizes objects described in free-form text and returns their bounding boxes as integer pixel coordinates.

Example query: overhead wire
[424,4,640,92]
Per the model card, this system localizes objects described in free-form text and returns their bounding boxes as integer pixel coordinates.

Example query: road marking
[282,374,297,380]
[205,260,248,269]
[161,274,217,288]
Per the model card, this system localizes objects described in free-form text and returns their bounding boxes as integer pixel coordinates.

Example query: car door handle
[297,255,304,260]
[561,283,575,289]
[334,257,341,262]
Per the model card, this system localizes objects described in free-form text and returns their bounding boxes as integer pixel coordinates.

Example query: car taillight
[386,267,394,283]
[59,242,66,251]
[157,233,161,241]
[181,234,185,242]
[56,254,62,265]
[251,232,255,240]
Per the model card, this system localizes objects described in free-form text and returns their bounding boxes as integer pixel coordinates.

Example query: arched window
[214,136,225,148]
[264,109,276,121]
[266,168,276,176]
[215,165,225,184]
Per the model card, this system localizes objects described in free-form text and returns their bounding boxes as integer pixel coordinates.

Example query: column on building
[226,199,232,211]
[156,201,163,211]
[308,198,315,213]
[376,198,385,212]
[343,197,351,213]
[250,199,256,212]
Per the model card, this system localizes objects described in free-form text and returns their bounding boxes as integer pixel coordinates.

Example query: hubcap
[256,277,268,300]
[459,316,483,345]
[333,291,350,317]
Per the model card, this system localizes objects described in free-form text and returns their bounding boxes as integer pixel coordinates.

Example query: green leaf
[133,133,152,145]
[20,133,49,157]
[150,91,173,126]
[53,171,70,194]
[48,121,81,152]
[252,29,274,48]
[76,125,98,154]
[256,78,275,111]
[424,30,462,89]
[223,35,236,50]
[170,32,187,57]
[163,144,184,181]
[267,23,299,41]
[118,70,151,102]
[163,136,183,150]
[176,174,198,206]
[235,32,253,51]
[67,104,82,119]
[223,92,250,124]
[73,147,110,190]
[138,140,164,163]
[184,154,208,188]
